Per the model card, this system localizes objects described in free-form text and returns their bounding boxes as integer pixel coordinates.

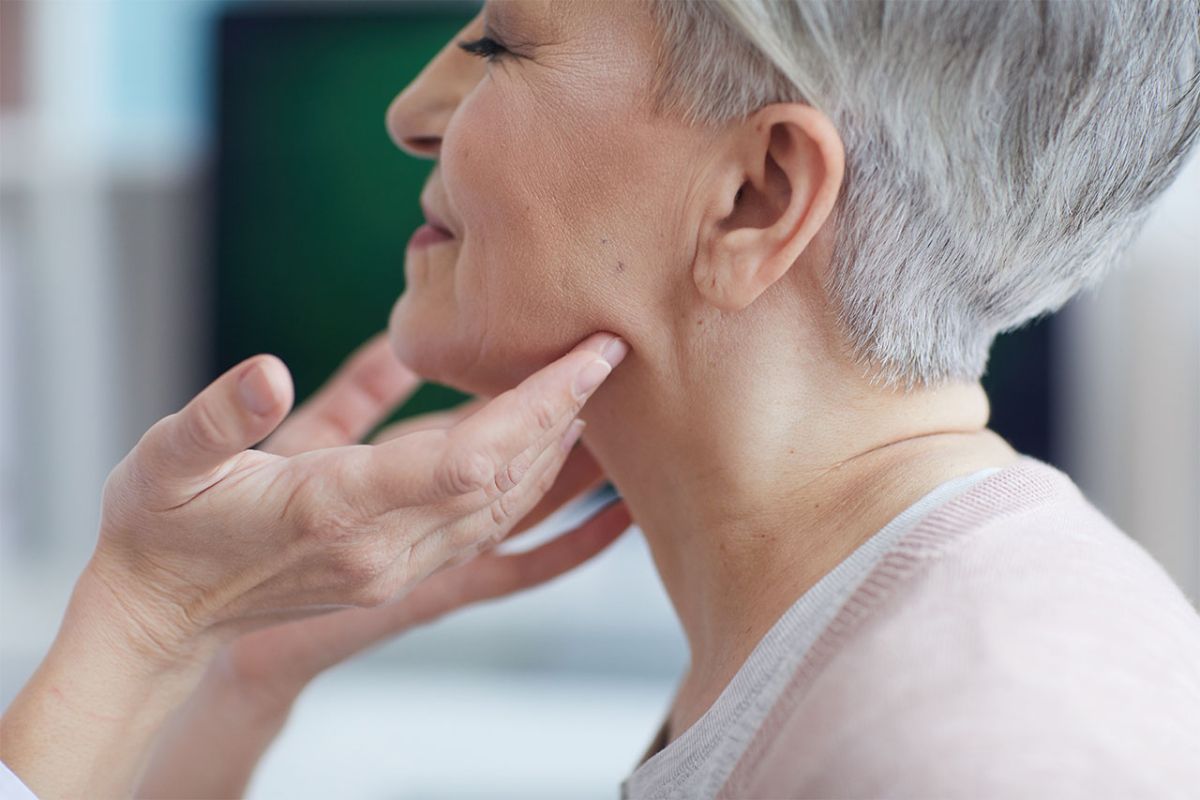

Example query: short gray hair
[648,0,1200,390]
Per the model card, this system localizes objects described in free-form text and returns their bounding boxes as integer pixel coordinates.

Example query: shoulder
[859,456,1200,666]
[720,457,1200,798]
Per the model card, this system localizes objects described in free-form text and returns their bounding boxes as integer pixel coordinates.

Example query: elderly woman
[4,0,1200,797]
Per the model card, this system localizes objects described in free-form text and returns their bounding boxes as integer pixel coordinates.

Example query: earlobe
[693,104,845,312]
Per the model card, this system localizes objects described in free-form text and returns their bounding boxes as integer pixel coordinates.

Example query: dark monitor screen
[212,1,480,424]
[211,1,1059,464]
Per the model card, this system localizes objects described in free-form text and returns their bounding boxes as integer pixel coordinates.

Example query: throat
[638,430,1022,747]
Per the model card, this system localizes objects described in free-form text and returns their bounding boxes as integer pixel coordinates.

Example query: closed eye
[458,35,510,62]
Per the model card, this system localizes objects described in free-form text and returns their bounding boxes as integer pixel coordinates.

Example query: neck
[576,303,1021,737]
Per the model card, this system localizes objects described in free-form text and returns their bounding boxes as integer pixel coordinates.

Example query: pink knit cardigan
[718,456,1200,798]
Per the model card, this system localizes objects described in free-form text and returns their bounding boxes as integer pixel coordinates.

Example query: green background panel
[214,2,481,430]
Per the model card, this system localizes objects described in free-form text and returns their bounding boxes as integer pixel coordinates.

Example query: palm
[217,334,620,698]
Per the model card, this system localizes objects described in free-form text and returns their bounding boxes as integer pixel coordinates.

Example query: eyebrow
[483,1,515,33]
[483,2,540,51]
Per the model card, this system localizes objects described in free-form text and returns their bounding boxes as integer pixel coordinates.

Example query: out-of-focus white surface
[1058,150,1200,604]
[250,667,672,800]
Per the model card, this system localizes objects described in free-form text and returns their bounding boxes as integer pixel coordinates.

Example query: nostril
[403,136,441,156]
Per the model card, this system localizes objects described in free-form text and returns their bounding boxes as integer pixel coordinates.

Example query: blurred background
[1,1,1197,797]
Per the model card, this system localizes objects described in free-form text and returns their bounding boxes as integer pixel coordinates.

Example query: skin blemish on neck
[616,260,625,272]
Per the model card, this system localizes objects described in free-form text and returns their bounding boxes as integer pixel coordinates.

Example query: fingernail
[600,336,630,368]
[560,418,586,452]
[572,359,613,400]
[238,363,276,416]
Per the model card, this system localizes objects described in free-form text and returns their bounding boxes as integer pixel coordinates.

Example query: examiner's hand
[220,386,626,705]
[0,330,630,800]
[216,333,626,699]
[88,330,629,667]
[132,334,630,800]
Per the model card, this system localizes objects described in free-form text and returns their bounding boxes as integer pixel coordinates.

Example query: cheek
[446,87,629,306]
[443,92,563,282]
[399,80,678,394]
[387,100,568,395]
[443,92,589,340]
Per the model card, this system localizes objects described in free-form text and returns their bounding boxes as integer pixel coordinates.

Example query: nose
[386,13,487,160]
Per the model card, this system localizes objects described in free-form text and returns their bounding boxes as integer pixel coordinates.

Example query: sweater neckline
[715,454,1074,798]
[624,456,1056,797]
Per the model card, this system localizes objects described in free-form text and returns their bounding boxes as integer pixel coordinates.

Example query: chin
[387,292,530,398]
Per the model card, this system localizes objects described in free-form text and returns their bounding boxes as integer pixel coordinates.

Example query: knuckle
[489,487,521,529]
[279,470,324,530]
[489,501,509,529]
[329,543,388,591]
[531,397,559,433]
[105,449,167,513]
[186,402,228,453]
[494,455,529,495]
[301,498,365,547]
[436,445,496,496]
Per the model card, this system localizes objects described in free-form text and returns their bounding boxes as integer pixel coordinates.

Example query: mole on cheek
[615,260,625,273]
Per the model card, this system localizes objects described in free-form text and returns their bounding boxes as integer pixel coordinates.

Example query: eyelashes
[458,35,510,62]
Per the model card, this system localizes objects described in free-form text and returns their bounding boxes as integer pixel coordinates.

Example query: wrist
[80,549,217,671]
[0,566,215,799]
[133,647,296,800]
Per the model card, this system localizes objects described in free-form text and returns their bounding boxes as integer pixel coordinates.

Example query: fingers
[431,332,627,498]
[398,410,587,580]
[135,355,294,482]
[263,333,421,456]
[497,443,605,544]
[402,500,633,629]
[267,501,632,669]
[356,332,627,513]
[467,499,631,601]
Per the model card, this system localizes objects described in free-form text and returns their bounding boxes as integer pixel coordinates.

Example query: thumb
[136,355,295,482]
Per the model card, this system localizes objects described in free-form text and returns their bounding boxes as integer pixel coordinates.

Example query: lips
[420,201,456,238]
[408,223,454,250]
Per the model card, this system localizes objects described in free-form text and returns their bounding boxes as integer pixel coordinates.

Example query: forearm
[135,653,296,800]
[0,568,213,799]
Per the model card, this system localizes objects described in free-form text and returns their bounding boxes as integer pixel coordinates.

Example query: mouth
[408,222,454,251]
[420,201,456,238]
[409,201,457,251]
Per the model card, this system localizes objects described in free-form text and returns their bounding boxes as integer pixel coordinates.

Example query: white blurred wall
[1058,153,1200,606]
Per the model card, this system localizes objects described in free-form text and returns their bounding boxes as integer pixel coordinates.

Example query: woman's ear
[693,103,844,311]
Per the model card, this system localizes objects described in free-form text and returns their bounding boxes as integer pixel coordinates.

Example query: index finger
[359,332,627,509]
[436,332,628,492]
